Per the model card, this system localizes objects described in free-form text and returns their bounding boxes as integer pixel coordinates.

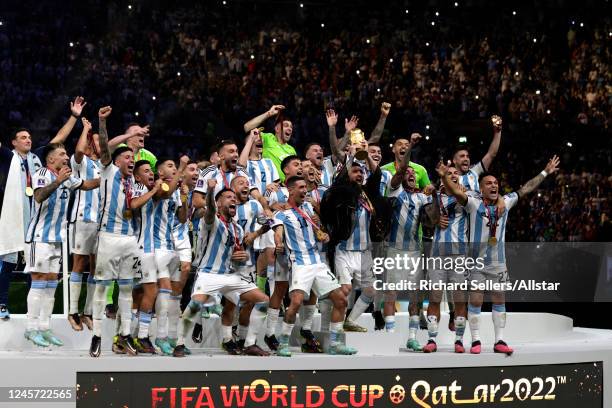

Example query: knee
[362,286,375,299]
[383,291,397,303]
[331,292,348,310]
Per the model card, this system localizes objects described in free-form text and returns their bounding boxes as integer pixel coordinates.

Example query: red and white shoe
[422,340,437,353]
[454,340,465,353]
[494,340,514,355]
[470,340,481,354]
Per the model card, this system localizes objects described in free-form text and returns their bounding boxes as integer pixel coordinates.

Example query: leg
[0,259,16,320]
[299,292,322,353]
[383,291,397,332]
[491,290,512,355]
[452,290,468,353]
[39,272,63,346]
[326,288,357,355]
[423,289,442,353]
[264,280,288,350]
[173,293,209,357]
[81,254,97,329]
[239,289,269,355]
[467,290,484,354]
[155,277,173,355]
[68,254,88,330]
[135,282,157,354]
[406,290,422,351]
[276,289,305,357]
[25,272,49,347]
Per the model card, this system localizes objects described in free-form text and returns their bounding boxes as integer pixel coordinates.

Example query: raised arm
[49,96,87,144]
[177,183,189,224]
[517,155,560,197]
[204,179,217,225]
[131,180,161,209]
[326,109,344,164]
[108,125,150,150]
[422,192,441,228]
[335,115,359,159]
[243,105,285,133]
[239,129,257,168]
[389,136,416,189]
[481,115,502,171]
[74,117,93,164]
[368,102,391,144]
[97,106,113,166]
[273,224,285,255]
[437,161,468,206]
[79,178,100,191]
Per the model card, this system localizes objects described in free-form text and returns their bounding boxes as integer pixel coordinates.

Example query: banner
[77,361,602,407]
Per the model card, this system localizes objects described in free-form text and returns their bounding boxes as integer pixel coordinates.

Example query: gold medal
[488,236,497,246]
[315,229,326,242]
[161,182,170,192]
[124,209,133,220]
[25,187,34,197]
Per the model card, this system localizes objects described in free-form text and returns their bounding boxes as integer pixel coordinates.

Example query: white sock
[348,294,372,323]
[117,280,133,337]
[427,315,438,340]
[492,304,506,343]
[168,295,182,340]
[318,299,332,332]
[245,306,266,347]
[39,280,58,331]
[373,291,383,312]
[222,324,233,342]
[138,311,152,339]
[155,288,171,339]
[280,321,294,340]
[265,308,280,337]
[468,305,481,343]
[455,316,466,342]
[177,300,201,346]
[408,315,419,340]
[330,321,343,346]
[84,273,96,315]
[26,281,46,331]
[69,272,82,314]
[238,324,248,340]
[384,315,396,332]
[93,281,110,337]
[347,289,356,309]
[299,304,316,331]
[131,309,139,338]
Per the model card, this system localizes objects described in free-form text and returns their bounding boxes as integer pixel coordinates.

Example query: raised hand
[381,102,391,116]
[71,96,87,117]
[57,166,72,184]
[207,179,217,190]
[491,115,502,132]
[544,155,560,175]
[345,115,359,133]
[326,109,338,127]
[81,117,92,132]
[435,160,450,178]
[268,105,285,117]
[98,106,112,120]
[409,132,422,146]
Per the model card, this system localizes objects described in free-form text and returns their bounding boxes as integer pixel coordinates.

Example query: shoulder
[201,165,218,177]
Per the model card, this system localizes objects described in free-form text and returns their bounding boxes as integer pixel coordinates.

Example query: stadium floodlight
[459,136,467,143]
[135,112,139,117]
[425,136,430,140]
[426,125,430,130]
[321,23,325,27]
[128,4,132,10]
[536,90,541,95]
[546,109,551,114]
[454,2,458,6]
[425,42,430,46]
[431,21,435,26]
[567,142,573,147]
[300,3,303,8]
[389,58,393,62]
[152,96,156,101]
[512,11,516,16]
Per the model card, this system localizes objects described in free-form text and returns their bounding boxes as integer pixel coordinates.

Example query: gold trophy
[351,129,368,161]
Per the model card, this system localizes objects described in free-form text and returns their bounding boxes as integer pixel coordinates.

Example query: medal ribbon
[291,203,321,231]
[123,178,133,209]
[219,214,240,249]
[358,192,373,214]
[485,205,498,240]
[437,192,448,217]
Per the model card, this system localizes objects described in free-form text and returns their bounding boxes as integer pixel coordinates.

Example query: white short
[174,236,192,263]
[25,242,62,273]
[192,272,257,302]
[156,249,180,282]
[95,231,139,281]
[334,249,374,287]
[139,253,157,284]
[290,263,340,298]
[385,247,423,287]
[254,230,275,251]
[428,255,468,286]
[69,221,98,255]
[271,253,291,282]
[467,269,510,289]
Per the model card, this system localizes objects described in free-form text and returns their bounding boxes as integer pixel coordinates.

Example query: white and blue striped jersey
[431,193,469,256]
[306,185,328,206]
[274,202,322,266]
[173,190,192,244]
[266,186,289,206]
[246,158,280,195]
[70,155,101,223]
[465,192,519,273]
[337,199,371,251]
[153,190,182,251]
[321,156,336,186]
[388,190,432,251]
[26,168,83,243]
[460,161,485,192]
[194,165,252,198]
[234,199,264,268]
[98,163,136,236]
[197,215,245,274]
[133,183,155,254]
[367,169,393,196]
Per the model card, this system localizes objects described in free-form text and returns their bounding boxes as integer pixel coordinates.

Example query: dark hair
[111,146,133,163]
[452,144,470,157]
[124,122,141,133]
[285,175,305,188]
[12,128,30,141]
[215,188,235,201]
[134,160,151,174]
[280,155,300,172]
[479,172,497,183]
[186,160,198,166]
[155,157,175,171]
[304,142,323,157]
[41,143,65,163]
[368,142,381,148]
[217,140,236,153]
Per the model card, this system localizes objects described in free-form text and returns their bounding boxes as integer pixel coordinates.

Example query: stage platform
[0,312,610,407]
